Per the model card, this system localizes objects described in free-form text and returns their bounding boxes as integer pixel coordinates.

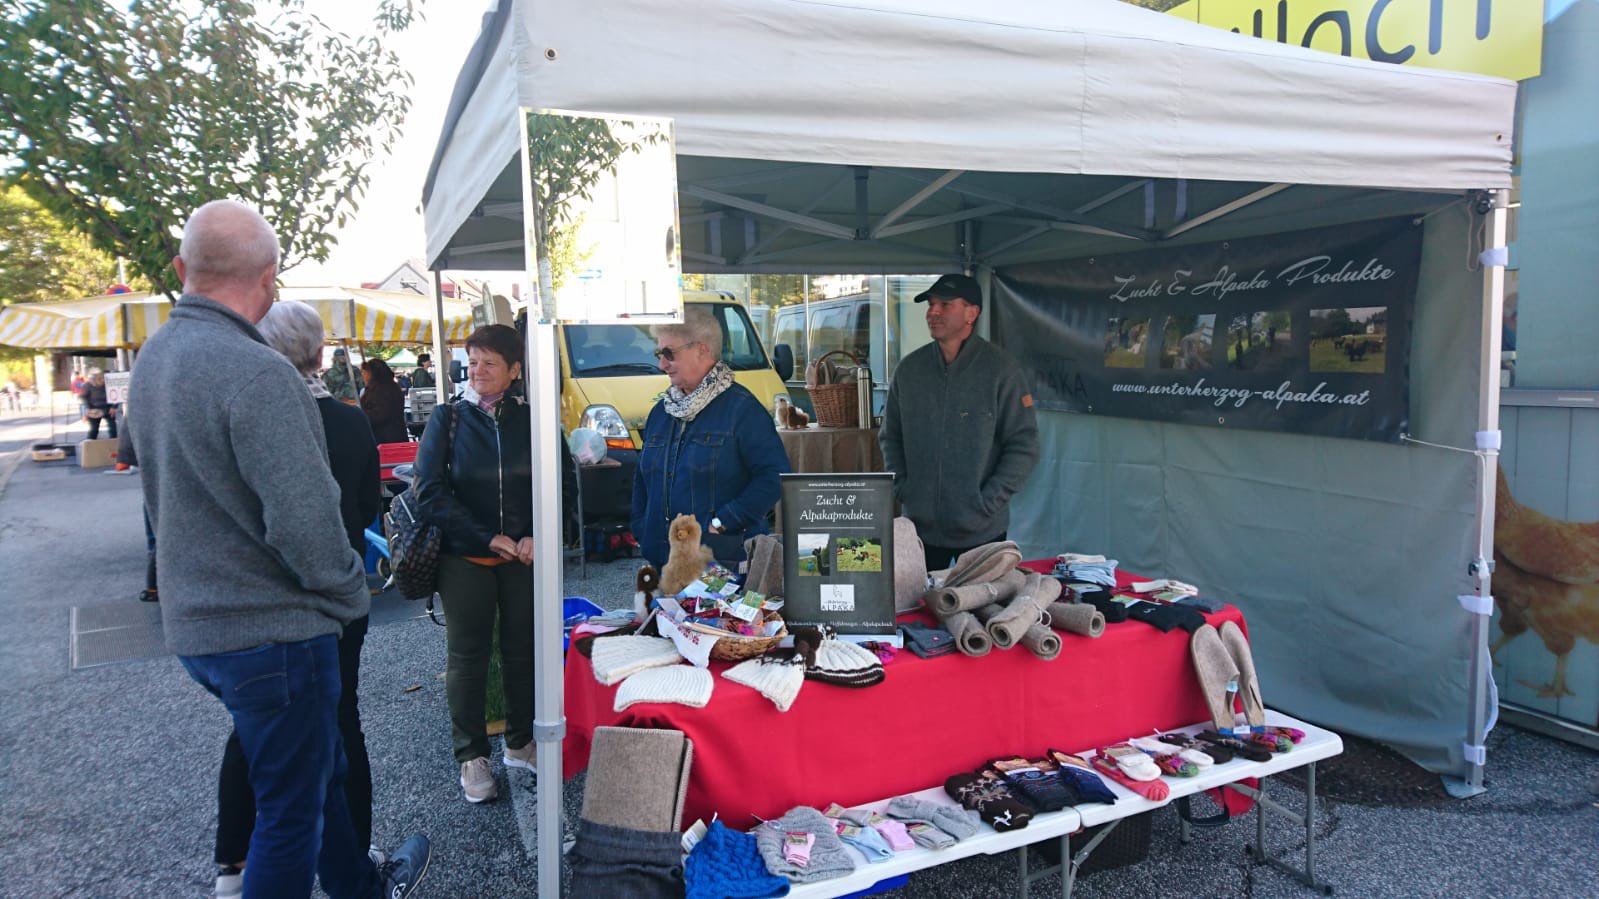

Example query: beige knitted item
[723,657,805,711]
[613,665,714,711]
[892,517,929,613]
[590,635,684,686]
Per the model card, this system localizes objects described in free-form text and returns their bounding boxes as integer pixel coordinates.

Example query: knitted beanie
[684,820,790,899]
[754,807,855,884]
[723,657,805,712]
[614,665,714,712]
[804,637,885,688]
[892,516,929,613]
[590,635,684,686]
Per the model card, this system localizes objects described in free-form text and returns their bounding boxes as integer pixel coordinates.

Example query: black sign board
[780,473,896,637]
[991,217,1422,443]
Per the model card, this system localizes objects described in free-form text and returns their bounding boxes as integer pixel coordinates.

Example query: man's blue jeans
[181,634,380,899]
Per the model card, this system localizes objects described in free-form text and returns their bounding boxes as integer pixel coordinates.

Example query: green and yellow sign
[1166,0,1542,81]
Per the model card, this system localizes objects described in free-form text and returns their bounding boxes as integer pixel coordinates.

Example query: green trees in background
[0,0,423,295]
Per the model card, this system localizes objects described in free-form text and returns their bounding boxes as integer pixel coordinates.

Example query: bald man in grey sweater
[130,200,428,899]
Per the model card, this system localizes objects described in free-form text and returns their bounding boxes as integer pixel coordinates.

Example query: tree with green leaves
[0,0,422,296]
[526,113,665,304]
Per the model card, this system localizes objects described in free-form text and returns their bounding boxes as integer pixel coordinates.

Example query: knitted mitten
[884,796,980,842]
[944,772,1033,832]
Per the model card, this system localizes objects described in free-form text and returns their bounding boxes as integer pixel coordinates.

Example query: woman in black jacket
[414,324,575,804]
[359,358,409,444]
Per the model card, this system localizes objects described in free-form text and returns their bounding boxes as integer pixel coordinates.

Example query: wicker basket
[682,617,789,662]
[807,349,861,428]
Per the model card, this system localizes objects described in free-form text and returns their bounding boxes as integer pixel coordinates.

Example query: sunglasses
[652,341,701,362]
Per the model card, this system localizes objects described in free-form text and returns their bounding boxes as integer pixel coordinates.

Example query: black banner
[780,473,897,637]
[991,218,1421,442]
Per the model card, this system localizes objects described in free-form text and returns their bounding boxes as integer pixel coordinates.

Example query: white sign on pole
[104,370,131,405]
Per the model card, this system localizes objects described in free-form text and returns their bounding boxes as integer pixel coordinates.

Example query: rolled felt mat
[1019,622,1061,661]
[943,610,992,656]
[1045,601,1105,638]
[983,573,1061,648]
[926,569,1026,616]
[970,602,1011,649]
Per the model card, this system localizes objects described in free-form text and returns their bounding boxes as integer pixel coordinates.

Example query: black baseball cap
[914,273,982,307]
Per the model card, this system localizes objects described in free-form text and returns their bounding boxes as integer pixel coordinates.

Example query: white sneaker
[368,846,386,868]
[214,866,243,899]
[503,740,536,772]
[460,757,498,803]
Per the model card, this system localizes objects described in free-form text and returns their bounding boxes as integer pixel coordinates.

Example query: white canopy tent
[422,2,1516,891]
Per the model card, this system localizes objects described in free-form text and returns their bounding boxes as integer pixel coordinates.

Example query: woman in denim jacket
[632,306,790,569]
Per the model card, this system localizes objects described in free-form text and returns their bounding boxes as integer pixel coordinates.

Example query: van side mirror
[772,343,795,382]
[450,360,467,383]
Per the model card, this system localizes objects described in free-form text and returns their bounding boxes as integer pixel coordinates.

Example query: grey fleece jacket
[880,334,1039,548]
[130,295,368,656]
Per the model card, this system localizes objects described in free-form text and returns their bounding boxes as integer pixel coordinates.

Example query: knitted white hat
[613,665,714,712]
[806,637,885,688]
[723,658,805,712]
[590,636,684,686]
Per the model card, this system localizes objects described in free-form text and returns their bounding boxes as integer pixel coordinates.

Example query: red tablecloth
[564,565,1243,829]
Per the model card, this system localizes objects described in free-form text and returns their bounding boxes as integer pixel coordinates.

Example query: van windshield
[564,303,771,376]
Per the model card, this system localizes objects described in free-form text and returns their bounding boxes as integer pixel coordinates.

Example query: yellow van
[558,290,794,460]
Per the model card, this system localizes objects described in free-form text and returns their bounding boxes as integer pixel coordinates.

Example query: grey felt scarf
[662,361,733,421]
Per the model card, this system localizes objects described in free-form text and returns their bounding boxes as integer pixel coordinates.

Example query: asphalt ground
[0,407,1595,898]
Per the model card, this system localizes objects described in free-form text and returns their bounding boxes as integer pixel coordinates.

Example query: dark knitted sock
[944,772,1033,831]
[1075,589,1130,623]
[1050,761,1118,806]
[1125,600,1207,633]
[1157,732,1235,764]
[1197,731,1274,763]
[989,759,1076,812]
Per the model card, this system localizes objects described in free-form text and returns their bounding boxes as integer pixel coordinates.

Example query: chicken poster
[991,217,1421,443]
[1493,469,1599,728]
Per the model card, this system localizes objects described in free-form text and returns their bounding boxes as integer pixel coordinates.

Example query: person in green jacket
[322,346,360,402]
[880,273,1039,573]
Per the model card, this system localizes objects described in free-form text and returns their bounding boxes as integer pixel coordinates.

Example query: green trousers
[438,555,534,763]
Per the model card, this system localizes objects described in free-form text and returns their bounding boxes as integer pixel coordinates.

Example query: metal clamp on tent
[1461,742,1486,766]
[1458,593,1495,616]
[1476,430,1502,451]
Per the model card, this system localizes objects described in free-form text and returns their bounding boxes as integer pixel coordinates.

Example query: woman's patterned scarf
[662,361,733,421]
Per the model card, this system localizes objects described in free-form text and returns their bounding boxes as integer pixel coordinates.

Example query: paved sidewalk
[0,414,1595,898]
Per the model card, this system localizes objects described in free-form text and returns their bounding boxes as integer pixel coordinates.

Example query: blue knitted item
[685,820,791,899]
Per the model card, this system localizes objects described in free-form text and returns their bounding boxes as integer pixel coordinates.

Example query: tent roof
[424,0,1516,272]
[0,288,475,351]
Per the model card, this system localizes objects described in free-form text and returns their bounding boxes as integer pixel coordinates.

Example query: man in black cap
[879,273,1039,572]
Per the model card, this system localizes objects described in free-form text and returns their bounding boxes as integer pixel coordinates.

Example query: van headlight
[580,405,634,450]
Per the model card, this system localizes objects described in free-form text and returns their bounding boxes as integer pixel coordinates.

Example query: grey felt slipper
[1190,624,1241,731]
[1218,620,1266,727]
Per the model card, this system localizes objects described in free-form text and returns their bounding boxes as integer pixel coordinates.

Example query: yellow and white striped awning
[0,287,473,350]
[278,287,475,345]
[0,293,170,350]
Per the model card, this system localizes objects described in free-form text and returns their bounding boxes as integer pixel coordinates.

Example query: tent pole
[521,109,566,899]
[1459,188,1508,797]
[430,273,450,401]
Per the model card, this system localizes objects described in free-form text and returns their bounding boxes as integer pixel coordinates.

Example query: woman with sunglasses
[632,306,790,569]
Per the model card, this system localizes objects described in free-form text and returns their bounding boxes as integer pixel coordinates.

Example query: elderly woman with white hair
[632,305,790,568]
[208,299,383,891]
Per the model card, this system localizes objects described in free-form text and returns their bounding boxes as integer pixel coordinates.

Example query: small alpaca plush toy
[781,402,810,430]
[634,565,660,620]
[659,514,716,596]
